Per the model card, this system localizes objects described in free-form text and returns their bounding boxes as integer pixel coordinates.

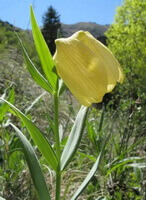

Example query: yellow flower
[53,31,124,107]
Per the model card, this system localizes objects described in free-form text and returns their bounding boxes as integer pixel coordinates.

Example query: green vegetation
[0,0,146,199]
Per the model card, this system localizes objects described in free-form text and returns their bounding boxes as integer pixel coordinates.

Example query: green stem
[98,103,105,132]
[54,92,61,200]
[54,92,60,159]
[56,170,61,200]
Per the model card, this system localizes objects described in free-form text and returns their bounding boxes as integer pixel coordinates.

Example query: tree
[104,2,146,198]
[106,0,146,95]
[42,6,62,55]
[105,0,146,119]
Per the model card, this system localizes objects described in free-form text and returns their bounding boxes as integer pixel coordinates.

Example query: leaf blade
[10,123,51,200]
[0,87,14,122]
[70,133,111,200]
[16,33,54,94]
[0,99,58,171]
[61,106,89,171]
[107,157,143,175]
[30,5,57,89]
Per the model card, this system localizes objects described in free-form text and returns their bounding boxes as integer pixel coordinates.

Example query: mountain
[0,20,109,41]
[62,22,110,38]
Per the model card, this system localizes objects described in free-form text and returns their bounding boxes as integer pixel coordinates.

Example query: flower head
[53,31,124,107]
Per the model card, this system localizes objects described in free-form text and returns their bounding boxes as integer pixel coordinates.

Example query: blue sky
[0,0,123,29]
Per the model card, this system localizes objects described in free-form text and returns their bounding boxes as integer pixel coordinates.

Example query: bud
[53,31,124,107]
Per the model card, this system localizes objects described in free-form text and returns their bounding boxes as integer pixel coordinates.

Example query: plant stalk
[54,92,60,159]
[98,103,105,132]
[54,92,61,200]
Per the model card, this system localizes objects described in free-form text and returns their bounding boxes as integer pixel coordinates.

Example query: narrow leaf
[30,5,57,89]
[71,133,111,200]
[25,92,46,114]
[107,138,145,168]
[0,99,58,171]
[61,106,89,171]
[126,163,146,168]
[10,123,51,200]
[107,157,143,175]
[16,33,54,94]
[0,88,14,122]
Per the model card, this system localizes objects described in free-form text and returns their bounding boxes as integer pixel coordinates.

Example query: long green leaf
[25,92,46,114]
[71,153,102,200]
[16,33,54,94]
[107,138,145,168]
[30,5,57,89]
[126,163,146,168]
[61,106,89,171]
[10,123,51,200]
[71,133,111,200]
[107,157,143,175]
[0,99,58,171]
[0,88,14,122]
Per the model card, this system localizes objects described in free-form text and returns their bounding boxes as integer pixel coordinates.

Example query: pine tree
[42,6,62,55]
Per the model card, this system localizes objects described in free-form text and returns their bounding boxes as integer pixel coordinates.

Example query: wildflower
[53,31,124,107]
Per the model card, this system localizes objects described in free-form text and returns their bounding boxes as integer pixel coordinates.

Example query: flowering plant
[0,6,124,200]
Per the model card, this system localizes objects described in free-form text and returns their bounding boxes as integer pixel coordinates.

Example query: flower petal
[54,36,108,107]
[74,31,124,92]
[53,31,124,107]
[75,94,103,107]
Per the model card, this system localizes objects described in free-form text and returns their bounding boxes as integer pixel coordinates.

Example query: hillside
[0,20,42,109]
[0,20,109,104]
[62,22,109,37]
